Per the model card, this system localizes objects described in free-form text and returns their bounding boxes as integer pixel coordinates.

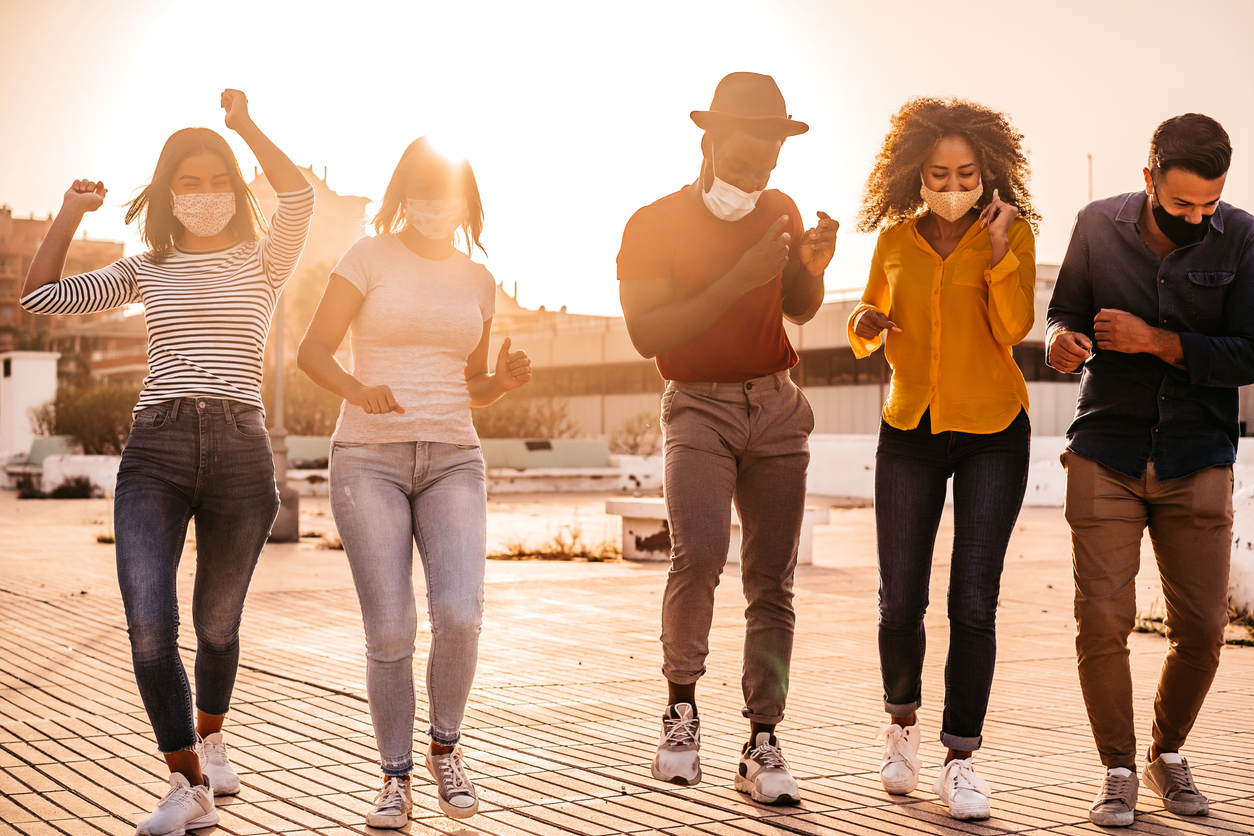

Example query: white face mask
[919,178,983,223]
[405,197,468,240]
[701,156,762,222]
[171,191,237,238]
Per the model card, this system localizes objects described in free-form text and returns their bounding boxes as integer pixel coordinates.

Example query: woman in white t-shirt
[298,137,531,828]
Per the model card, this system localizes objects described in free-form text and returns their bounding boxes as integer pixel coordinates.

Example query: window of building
[0,256,18,277]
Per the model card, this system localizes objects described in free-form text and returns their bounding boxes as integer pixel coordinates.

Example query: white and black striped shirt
[22,186,315,413]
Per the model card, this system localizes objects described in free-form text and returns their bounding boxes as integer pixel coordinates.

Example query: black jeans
[874,408,1030,750]
[115,398,279,753]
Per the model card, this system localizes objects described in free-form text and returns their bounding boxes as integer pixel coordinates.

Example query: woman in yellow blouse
[847,98,1039,821]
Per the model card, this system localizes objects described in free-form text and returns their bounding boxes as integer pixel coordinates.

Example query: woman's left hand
[799,211,839,277]
[495,337,532,391]
[221,89,252,133]
[979,188,1018,238]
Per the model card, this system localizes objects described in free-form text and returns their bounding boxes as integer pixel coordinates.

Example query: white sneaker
[735,732,801,805]
[426,748,479,819]
[365,774,411,829]
[135,773,218,836]
[651,703,702,786]
[877,721,921,795]
[196,732,240,796]
[932,757,991,820]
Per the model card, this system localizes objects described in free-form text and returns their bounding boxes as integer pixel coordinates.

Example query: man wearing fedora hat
[617,71,837,805]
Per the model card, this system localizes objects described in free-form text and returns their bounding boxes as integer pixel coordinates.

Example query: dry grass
[490,525,621,562]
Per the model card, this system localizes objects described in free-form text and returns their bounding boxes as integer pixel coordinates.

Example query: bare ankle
[945,749,973,763]
[429,741,455,756]
[891,713,916,727]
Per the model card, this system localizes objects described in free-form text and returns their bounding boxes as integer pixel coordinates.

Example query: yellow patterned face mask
[919,178,983,222]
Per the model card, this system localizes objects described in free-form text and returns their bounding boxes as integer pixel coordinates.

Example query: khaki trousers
[1062,451,1232,769]
[659,371,813,725]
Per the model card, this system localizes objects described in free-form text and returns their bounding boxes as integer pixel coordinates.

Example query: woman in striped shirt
[21,89,313,836]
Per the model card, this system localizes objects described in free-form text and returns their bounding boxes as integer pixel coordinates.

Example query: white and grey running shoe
[134,773,218,836]
[196,732,240,796]
[426,748,479,819]
[365,774,411,829]
[651,702,702,786]
[735,732,801,805]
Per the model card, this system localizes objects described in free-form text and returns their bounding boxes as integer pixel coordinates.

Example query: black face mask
[1151,195,1209,246]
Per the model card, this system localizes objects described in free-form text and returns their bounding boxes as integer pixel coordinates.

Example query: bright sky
[3,0,1253,316]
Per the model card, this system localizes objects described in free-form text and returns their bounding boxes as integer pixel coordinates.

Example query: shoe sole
[880,772,919,795]
[140,808,220,836]
[436,796,478,819]
[946,803,990,821]
[1143,773,1208,816]
[365,812,409,828]
[734,774,800,805]
[209,778,239,796]
[1089,809,1135,827]
[651,761,701,786]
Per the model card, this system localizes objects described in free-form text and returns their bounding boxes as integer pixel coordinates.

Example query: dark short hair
[1150,114,1232,180]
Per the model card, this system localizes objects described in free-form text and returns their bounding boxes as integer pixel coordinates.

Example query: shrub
[18,475,101,500]
[261,364,344,437]
[31,385,142,455]
[473,397,578,439]
[610,410,662,456]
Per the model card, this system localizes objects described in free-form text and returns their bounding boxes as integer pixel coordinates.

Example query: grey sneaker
[1089,769,1138,827]
[651,703,701,786]
[365,774,411,829]
[1144,754,1208,816]
[734,732,800,805]
[426,748,478,819]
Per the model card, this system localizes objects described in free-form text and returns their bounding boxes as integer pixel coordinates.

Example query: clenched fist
[63,179,107,215]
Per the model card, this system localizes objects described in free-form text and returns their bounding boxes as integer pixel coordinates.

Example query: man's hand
[494,337,532,392]
[1094,309,1159,353]
[347,382,405,415]
[731,215,791,292]
[221,88,253,133]
[1049,330,1092,372]
[63,180,106,215]
[798,211,838,277]
[854,309,901,340]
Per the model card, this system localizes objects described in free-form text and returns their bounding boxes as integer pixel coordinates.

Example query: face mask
[171,191,237,238]
[701,155,762,222]
[405,197,468,240]
[1151,194,1209,246]
[920,179,983,223]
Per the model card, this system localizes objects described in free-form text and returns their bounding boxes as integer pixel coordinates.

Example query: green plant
[32,384,142,454]
[261,363,344,437]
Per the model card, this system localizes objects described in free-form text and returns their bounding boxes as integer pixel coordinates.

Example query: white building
[0,351,59,456]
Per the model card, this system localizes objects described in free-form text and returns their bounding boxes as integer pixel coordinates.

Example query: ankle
[945,749,973,764]
[667,683,696,713]
[749,722,776,742]
[429,742,455,756]
[891,713,916,728]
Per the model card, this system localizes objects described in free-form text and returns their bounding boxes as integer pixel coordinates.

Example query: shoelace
[434,752,471,794]
[875,725,921,770]
[746,742,788,771]
[1097,773,1136,807]
[157,784,198,811]
[202,742,228,767]
[662,715,699,748]
[373,776,408,813]
[1162,762,1199,797]
[943,760,991,796]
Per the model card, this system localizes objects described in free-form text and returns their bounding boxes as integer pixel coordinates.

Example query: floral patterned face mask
[171,191,237,238]
[405,197,468,240]
[919,178,983,223]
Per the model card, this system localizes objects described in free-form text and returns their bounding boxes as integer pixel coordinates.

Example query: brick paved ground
[1,489,1251,835]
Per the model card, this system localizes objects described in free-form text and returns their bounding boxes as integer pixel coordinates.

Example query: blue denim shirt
[1047,191,1254,480]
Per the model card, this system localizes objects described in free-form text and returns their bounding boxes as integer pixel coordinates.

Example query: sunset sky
[3,0,1253,316]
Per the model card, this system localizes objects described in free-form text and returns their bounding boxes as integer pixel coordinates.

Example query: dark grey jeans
[659,371,813,725]
[874,408,1030,751]
[114,397,279,754]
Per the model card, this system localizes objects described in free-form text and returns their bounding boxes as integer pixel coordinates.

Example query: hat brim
[691,110,809,138]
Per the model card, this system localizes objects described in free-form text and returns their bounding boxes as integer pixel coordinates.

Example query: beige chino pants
[658,371,813,725]
[1062,451,1232,769]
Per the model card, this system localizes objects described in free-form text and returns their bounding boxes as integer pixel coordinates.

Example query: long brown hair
[124,127,266,263]
[373,137,486,255]
[857,97,1040,234]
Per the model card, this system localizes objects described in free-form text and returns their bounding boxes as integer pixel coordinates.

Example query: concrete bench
[605,497,829,565]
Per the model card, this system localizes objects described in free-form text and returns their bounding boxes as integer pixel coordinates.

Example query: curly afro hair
[857,97,1040,234]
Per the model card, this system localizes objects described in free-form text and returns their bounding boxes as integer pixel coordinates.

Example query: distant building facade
[0,204,124,349]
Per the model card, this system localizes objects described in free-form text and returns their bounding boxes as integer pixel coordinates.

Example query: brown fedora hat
[691,72,809,138]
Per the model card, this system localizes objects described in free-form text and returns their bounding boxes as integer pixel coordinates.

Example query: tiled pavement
[1,489,1251,835]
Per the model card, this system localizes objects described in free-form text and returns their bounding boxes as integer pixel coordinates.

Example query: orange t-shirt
[616,186,803,383]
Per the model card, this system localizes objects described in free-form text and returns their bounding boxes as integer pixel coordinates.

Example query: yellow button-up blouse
[847,216,1036,434]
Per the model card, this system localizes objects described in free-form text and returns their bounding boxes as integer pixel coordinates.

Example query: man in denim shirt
[1047,114,1254,827]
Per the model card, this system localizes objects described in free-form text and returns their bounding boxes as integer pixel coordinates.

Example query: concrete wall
[0,351,59,456]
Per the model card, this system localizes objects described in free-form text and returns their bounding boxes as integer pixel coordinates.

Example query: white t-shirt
[331,235,496,445]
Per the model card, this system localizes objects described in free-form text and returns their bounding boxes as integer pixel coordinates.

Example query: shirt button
[1160,279,1166,284]
[198,401,206,408]
[745,382,753,390]
[1162,319,1168,324]
[1154,428,1160,432]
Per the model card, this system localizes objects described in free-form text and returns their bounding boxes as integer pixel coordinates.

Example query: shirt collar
[1115,190,1225,234]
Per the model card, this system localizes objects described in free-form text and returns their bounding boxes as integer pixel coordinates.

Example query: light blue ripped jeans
[329,440,487,776]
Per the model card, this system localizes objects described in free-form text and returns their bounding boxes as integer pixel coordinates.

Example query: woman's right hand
[63,180,106,214]
[855,308,901,340]
[347,383,405,414]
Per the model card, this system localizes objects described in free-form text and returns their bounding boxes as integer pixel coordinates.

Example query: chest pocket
[950,251,990,288]
[1184,270,1234,331]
